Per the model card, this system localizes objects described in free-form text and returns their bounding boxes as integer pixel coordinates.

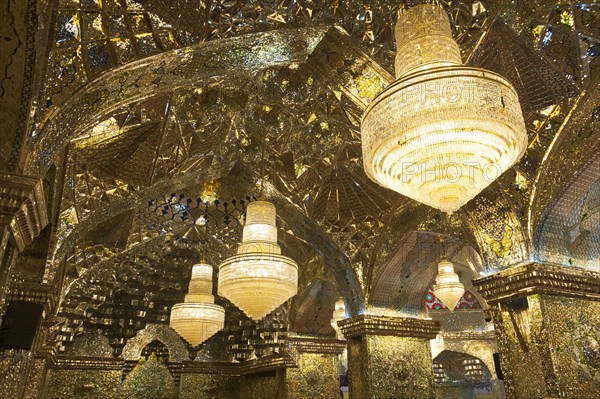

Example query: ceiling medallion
[433,257,465,310]
[218,201,298,320]
[361,4,527,213]
[170,263,225,346]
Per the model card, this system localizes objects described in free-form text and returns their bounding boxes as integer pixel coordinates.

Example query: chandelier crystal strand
[432,257,465,311]
[361,4,527,213]
[170,263,225,346]
[218,201,298,320]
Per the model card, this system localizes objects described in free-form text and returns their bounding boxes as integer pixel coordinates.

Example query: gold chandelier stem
[258,134,267,200]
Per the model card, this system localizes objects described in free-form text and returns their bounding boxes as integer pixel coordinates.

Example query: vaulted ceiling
[2,0,599,357]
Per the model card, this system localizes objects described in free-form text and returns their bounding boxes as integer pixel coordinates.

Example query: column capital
[0,172,48,251]
[473,262,600,304]
[6,281,56,308]
[287,335,347,355]
[338,315,440,339]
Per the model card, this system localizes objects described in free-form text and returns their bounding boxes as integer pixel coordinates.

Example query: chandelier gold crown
[432,257,465,311]
[170,263,226,346]
[218,200,298,320]
[361,4,527,213]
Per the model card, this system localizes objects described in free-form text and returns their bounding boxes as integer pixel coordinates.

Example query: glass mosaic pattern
[2,1,599,382]
[425,287,482,311]
[535,154,600,271]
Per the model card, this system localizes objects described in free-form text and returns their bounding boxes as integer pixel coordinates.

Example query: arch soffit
[26,26,332,177]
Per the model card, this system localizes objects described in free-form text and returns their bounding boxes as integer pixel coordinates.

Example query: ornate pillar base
[474,263,600,399]
[338,315,440,399]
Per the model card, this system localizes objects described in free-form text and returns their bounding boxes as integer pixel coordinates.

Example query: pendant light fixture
[330,297,347,340]
[170,263,225,346]
[218,200,298,320]
[432,257,464,311]
[361,3,527,213]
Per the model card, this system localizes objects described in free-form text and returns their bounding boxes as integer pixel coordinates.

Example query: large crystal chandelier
[433,257,465,311]
[218,201,298,320]
[361,4,527,213]
[170,263,225,346]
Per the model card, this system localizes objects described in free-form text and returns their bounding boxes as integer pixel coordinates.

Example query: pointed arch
[122,324,188,362]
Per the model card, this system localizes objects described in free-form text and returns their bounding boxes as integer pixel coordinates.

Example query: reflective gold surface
[179,374,239,399]
[286,353,339,399]
[42,369,121,399]
[347,335,436,399]
[0,1,599,398]
[492,295,600,398]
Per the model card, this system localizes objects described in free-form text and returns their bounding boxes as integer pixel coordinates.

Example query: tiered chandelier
[218,201,298,320]
[170,263,225,346]
[432,257,465,311]
[361,4,527,213]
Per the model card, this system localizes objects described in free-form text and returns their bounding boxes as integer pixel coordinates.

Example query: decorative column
[0,173,50,399]
[338,315,440,399]
[0,173,48,304]
[286,336,347,399]
[474,263,600,399]
[0,174,48,252]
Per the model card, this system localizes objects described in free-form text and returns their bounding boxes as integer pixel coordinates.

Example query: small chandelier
[433,257,464,311]
[330,297,347,340]
[170,263,225,346]
[361,4,527,213]
[218,200,298,320]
